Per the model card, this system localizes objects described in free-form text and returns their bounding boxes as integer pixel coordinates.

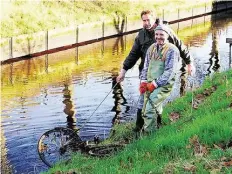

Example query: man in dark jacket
[116,10,193,131]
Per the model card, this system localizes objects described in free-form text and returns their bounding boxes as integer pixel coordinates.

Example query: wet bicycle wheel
[88,144,125,157]
[37,127,82,167]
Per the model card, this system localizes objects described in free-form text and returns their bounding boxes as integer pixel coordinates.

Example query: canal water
[1,12,232,173]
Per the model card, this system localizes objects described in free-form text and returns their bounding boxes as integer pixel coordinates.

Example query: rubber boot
[134,109,144,132]
[157,113,162,129]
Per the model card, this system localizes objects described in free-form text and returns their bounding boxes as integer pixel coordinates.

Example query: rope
[190,80,194,115]
[78,82,119,131]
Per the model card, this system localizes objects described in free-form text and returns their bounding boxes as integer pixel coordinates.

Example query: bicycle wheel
[88,144,125,157]
[37,127,82,167]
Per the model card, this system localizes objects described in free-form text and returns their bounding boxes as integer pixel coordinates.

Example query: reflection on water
[207,30,220,75]
[111,72,129,125]
[1,11,232,173]
[207,11,221,75]
[112,36,126,56]
[62,83,77,130]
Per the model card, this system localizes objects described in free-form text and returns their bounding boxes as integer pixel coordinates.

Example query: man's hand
[147,82,156,92]
[116,69,126,83]
[116,74,125,83]
[187,64,192,75]
[187,64,195,76]
[139,82,147,94]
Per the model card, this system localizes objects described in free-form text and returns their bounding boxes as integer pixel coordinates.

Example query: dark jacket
[123,26,192,72]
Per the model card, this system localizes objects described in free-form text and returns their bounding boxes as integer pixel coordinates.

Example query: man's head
[141,10,157,31]
[154,25,170,45]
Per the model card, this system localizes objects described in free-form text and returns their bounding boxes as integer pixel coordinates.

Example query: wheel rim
[37,127,81,167]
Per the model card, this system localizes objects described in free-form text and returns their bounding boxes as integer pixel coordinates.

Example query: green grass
[1,0,213,38]
[44,70,232,173]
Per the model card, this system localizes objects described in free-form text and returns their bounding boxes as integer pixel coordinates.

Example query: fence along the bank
[0,1,231,62]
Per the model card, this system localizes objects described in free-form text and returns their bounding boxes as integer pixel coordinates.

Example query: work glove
[139,82,147,94]
[147,82,156,93]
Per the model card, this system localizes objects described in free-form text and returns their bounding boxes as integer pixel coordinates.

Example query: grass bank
[1,0,213,38]
[45,69,232,173]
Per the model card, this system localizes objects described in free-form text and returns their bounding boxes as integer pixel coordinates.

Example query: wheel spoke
[37,127,81,167]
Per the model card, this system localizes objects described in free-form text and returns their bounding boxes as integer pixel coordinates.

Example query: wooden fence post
[9,37,13,59]
[46,30,49,51]
[162,9,164,21]
[204,3,206,25]
[228,42,232,68]
[45,30,48,73]
[125,16,127,33]
[177,9,180,34]
[191,8,194,28]
[227,38,232,68]
[205,3,206,13]
[76,26,79,44]
[102,21,105,38]
[75,25,79,64]
[27,37,30,56]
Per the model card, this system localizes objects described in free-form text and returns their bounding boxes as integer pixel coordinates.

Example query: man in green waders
[116,10,193,132]
[139,24,181,133]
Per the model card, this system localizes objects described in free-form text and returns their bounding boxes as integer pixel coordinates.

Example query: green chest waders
[142,44,175,133]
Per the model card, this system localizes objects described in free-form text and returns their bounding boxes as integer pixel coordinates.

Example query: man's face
[141,14,155,31]
[155,30,169,45]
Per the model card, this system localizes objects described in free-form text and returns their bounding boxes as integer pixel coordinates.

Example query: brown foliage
[189,135,208,157]
[169,112,180,122]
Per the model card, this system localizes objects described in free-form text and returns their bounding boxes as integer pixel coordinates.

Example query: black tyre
[37,127,82,167]
[88,144,124,157]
